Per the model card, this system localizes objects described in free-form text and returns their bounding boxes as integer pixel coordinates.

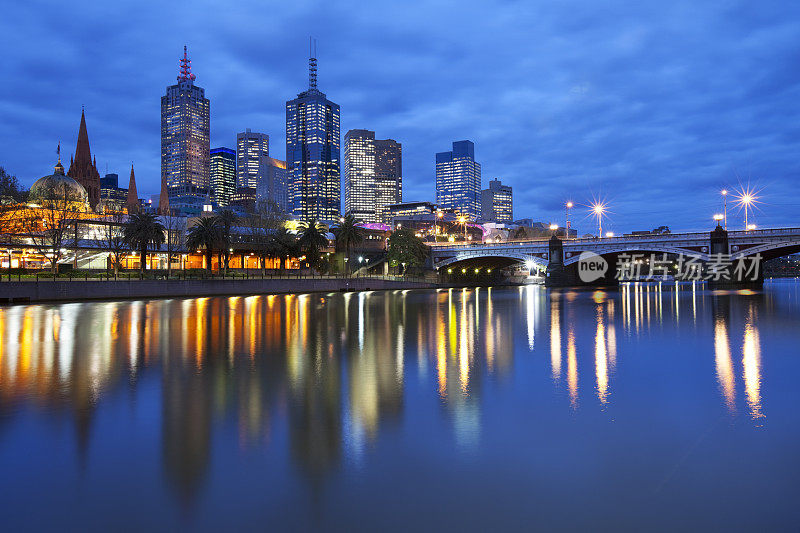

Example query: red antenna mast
[178,45,196,82]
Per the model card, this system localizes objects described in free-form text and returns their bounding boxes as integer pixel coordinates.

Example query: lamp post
[721,190,728,230]
[458,215,466,240]
[565,201,573,236]
[713,213,724,227]
[591,203,606,237]
[436,210,444,237]
[549,223,559,237]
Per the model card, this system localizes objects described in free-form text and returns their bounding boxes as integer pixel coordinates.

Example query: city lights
[734,186,762,230]
[589,201,609,237]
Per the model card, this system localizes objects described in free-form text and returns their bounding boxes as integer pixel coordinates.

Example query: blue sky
[1,0,800,233]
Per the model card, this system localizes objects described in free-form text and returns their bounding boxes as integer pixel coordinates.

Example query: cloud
[1,0,799,231]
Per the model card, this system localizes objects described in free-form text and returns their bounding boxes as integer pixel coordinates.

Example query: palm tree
[297,219,329,272]
[214,209,238,276]
[124,212,166,278]
[270,227,298,271]
[334,213,364,275]
[186,217,220,273]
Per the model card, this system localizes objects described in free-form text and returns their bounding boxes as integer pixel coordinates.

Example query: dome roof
[30,163,88,205]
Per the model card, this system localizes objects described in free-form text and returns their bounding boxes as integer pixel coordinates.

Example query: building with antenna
[161,46,210,201]
[286,40,341,222]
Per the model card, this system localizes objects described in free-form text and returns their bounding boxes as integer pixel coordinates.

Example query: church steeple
[126,164,139,213]
[158,174,171,215]
[67,108,101,209]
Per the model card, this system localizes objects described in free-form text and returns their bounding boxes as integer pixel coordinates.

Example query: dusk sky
[2,0,799,233]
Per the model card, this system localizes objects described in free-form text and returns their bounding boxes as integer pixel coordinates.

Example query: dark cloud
[1,0,799,231]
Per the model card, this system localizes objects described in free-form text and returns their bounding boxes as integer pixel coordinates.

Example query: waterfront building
[286,46,340,222]
[344,129,401,224]
[161,46,210,200]
[480,178,513,223]
[67,109,101,210]
[210,147,235,207]
[387,201,438,222]
[435,140,481,221]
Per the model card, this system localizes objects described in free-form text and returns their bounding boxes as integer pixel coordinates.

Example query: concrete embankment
[0,277,437,304]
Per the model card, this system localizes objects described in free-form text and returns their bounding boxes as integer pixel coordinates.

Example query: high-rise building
[435,140,481,221]
[255,157,288,213]
[286,46,340,222]
[67,109,101,210]
[161,46,210,200]
[344,129,401,224]
[481,178,513,223]
[233,130,269,211]
[210,147,235,207]
[99,173,128,210]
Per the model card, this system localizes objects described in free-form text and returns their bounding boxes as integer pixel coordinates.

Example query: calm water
[1,283,800,531]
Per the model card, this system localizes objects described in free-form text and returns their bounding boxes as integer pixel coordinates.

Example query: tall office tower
[67,109,101,210]
[234,129,269,210]
[210,147,235,207]
[161,46,210,200]
[480,178,513,223]
[286,43,340,222]
[344,129,402,224]
[435,140,481,221]
[255,157,288,213]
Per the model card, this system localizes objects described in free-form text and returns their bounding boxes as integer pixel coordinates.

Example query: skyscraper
[161,46,210,200]
[233,130,269,210]
[67,109,101,210]
[344,129,401,224]
[210,147,235,207]
[435,140,481,221]
[255,157,288,213]
[480,178,513,223]
[286,44,340,222]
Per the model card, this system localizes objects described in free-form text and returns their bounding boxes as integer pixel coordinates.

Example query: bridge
[428,226,800,287]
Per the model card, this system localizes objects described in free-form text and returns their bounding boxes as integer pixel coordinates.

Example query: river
[1,282,799,530]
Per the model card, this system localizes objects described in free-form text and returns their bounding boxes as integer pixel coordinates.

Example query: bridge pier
[706,225,764,289]
[545,235,617,287]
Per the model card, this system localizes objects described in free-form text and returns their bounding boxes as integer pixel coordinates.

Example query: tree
[99,209,128,278]
[0,167,26,203]
[214,209,238,276]
[19,182,85,274]
[159,210,186,277]
[124,212,166,277]
[333,213,364,275]
[387,228,428,275]
[271,227,298,271]
[297,219,329,272]
[246,201,286,273]
[186,217,220,273]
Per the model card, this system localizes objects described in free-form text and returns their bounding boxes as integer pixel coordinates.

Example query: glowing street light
[590,201,608,237]
[746,223,757,231]
[565,201,574,235]
[734,187,761,230]
[721,190,728,230]
[605,231,614,238]
[713,213,724,225]
[458,215,467,240]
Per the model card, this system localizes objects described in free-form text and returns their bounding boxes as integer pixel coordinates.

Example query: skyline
[2,0,800,232]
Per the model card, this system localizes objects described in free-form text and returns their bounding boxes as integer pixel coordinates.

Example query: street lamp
[436,210,444,236]
[713,213,724,226]
[565,201,573,235]
[549,223,559,237]
[747,223,757,231]
[605,231,614,238]
[458,215,466,240]
[721,190,728,230]
[590,202,607,237]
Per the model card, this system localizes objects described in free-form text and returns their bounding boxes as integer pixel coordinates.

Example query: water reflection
[0,282,783,508]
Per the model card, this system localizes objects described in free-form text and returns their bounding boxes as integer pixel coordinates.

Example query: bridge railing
[427,227,800,251]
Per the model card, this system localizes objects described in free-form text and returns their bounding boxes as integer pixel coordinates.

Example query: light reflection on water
[1,282,799,529]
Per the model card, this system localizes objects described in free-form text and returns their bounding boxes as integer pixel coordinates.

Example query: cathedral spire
[178,45,196,83]
[126,163,139,213]
[158,174,170,215]
[74,109,92,168]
